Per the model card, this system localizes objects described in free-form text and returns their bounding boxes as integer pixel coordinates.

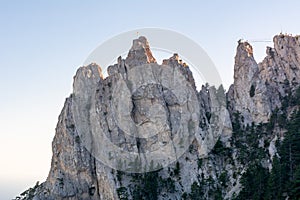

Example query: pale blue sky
[1,1,300,199]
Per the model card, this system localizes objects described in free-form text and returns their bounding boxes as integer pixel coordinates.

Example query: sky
[1,0,300,199]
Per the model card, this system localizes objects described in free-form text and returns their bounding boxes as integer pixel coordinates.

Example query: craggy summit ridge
[228,34,300,124]
[72,36,203,173]
[17,34,300,200]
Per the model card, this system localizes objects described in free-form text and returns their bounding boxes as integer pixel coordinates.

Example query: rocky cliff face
[20,34,300,200]
[228,34,300,124]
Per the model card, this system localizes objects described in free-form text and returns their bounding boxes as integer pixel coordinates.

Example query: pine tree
[236,164,269,200]
[291,166,300,199]
[265,157,282,200]
[189,181,204,200]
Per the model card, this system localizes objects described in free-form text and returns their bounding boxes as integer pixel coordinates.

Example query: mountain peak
[125,36,156,67]
[273,33,300,60]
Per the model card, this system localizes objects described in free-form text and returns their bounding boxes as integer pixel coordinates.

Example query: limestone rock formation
[18,34,300,200]
[27,36,227,200]
[228,41,271,124]
[228,34,300,124]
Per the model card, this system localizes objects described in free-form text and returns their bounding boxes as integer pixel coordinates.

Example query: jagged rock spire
[125,36,156,68]
[229,34,300,124]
